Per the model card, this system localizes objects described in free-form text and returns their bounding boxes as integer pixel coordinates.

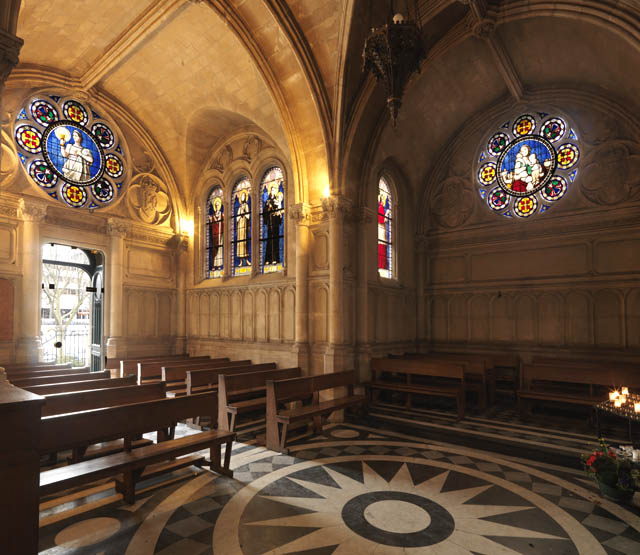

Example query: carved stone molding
[241,135,262,162]
[168,232,189,252]
[211,145,233,172]
[430,176,474,229]
[355,206,376,225]
[289,202,311,226]
[467,16,495,39]
[127,173,172,225]
[580,140,640,206]
[0,29,23,88]
[0,127,18,188]
[106,217,129,238]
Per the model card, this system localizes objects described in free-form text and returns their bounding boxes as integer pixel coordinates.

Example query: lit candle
[622,387,629,396]
[610,390,620,401]
[635,402,640,413]
[615,399,622,408]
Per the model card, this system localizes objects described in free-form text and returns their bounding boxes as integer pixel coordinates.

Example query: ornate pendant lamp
[362,1,425,127]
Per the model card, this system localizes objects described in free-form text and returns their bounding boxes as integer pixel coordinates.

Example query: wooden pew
[369,358,466,420]
[23,375,137,395]
[517,363,640,417]
[1,362,72,371]
[39,393,235,503]
[41,382,167,417]
[137,356,217,384]
[186,363,278,396]
[10,369,105,388]
[119,354,208,377]
[218,367,302,431]
[394,354,490,407]
[6,366,89,379]
[266,371,367,453]
[163,360,252,392]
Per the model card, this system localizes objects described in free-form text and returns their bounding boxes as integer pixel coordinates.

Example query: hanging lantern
[362,6,424,127]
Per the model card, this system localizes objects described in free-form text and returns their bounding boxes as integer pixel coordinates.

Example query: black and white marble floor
[39,417,640,554]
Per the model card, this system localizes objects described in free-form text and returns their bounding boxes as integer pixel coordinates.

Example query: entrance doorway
[40,244,105,370]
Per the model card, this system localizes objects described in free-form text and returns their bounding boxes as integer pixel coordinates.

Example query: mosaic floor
[39,414,640,554]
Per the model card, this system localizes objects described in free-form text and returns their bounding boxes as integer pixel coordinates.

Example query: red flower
[586,454,597,467]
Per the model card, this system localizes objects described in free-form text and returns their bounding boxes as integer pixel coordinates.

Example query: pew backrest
[520,363,640,390]
[10,369,104,387]
[137,356,213,382]
[23,375,136,395]
[371,358,464,380]
[219,367,302,397]
[39,392,218,453]
[6,366,89,379]
[268,370,356,403]
[120,354,203,376]
[163,359,251,382]
[187,363,278,390]
[41,382,167,417]
[2,362,72,372]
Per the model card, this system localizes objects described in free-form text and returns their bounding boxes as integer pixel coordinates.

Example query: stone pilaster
[105,218,129,359]
[174,232,189,354]
[16,200,46,363]
[355,206,375,381]
[415,233,428,351]
[290,203,311,372]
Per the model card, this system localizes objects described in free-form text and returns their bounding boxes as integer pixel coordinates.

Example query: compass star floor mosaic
[39,421,640,554]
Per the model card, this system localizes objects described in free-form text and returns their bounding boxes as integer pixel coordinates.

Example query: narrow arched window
[205,186,224,278]
[259,166,285,273]
[377,176,393,278]
[232,177,252,275]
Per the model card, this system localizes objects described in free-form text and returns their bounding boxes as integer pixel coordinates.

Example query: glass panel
[232,177,252,275]
[206,186,224,278]
[378,177,393,279]
[259,166,285,274]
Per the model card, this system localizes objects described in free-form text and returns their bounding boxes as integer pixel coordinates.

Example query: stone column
[322,195,351,372]
[290,203,310,371]
[16,201,46,363]
[105,218,128,359]
[355,207,375,381]
[174,233,189,354]
[0,25,23,177]
[415,233,427,352]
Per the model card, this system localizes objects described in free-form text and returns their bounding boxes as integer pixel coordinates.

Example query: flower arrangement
[582,439,640,498]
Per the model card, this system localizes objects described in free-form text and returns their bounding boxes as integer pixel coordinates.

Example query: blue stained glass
[206,186,224,278]
[44,123,103,184]
[89,202,98,209]
[479,189,486,199]
[115,144,122,153]
[48,191,58,199]
[92,110,102,120]
[260,167,285,273]
[17,109,27,120]
[503,210,513,217]
[232,179,252,275]
[478,152,486,163]
[116,182,122,190]
[569,170,577,182]
[18,152,26,163]
[569,129,578,140]
[540,204,550,213]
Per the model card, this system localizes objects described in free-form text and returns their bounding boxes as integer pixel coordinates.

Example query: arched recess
[565,291,592,346]
[538,293,564,346]
[593,289,624,347]
[627,289,640,348]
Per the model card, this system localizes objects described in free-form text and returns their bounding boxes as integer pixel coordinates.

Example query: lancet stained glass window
[232,178,252,275]
[206,186,224,278]
[14,93,127,209]
[259,167,285,273]
[475,111,580,218]
[377,177,393,278]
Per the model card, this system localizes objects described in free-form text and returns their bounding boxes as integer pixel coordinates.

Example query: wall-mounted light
[323,185,331,198]
[180,216,194,238]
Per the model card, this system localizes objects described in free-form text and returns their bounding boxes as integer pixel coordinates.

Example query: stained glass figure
[14,94,128,209]
[475,110,580,218]
[206,186,224,278]
[259,167,285,273]
[377,176,393,279]
[232,178,252,275]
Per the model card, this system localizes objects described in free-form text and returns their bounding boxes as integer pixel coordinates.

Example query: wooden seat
[266,370,366,453]
[218,367,302,431]
[23,375,136,395]
[369,359,465,419]
[39,392,234,503]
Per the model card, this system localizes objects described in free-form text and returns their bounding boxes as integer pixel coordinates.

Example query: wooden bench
[1,362,72,371]
[185,363,278,396]
[218,367,302,432]
[41,382,167,417]
[39,392,234,503]
[23,375,137,395]
[369,359,466,420]
[137,356,220,384]
[119,354,209,377]
[517,363,640,417]
[162,359,251,387]
[266,370,367,453]
[6,366,89,379]
[10,369,105,388]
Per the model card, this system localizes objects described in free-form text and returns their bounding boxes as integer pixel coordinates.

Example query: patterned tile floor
[38,407,640,554]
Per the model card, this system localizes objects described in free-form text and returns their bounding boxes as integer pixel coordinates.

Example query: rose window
[475,111,580,218]
[14,93,128,209]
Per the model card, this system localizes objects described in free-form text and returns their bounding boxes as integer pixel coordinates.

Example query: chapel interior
[2,1,640,554]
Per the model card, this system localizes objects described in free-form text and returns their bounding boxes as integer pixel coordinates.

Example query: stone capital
[106,217,129,238]
[289,202,311,226]
[169,232,189,252]
[321,195,353,220]
[0,29,23,87]
[18,199,47,222]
